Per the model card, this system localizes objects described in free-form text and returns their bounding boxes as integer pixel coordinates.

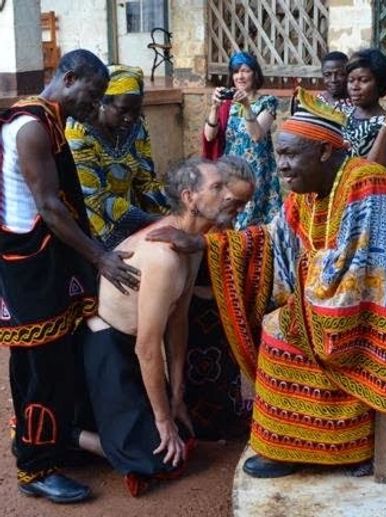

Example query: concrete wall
[41,0,109,61]
[169,0,207,86]
[328,0,373,55]
[14,0,43,72]
[0,0,16,72]
[0,0,43,96]
[0,0,42,73]
[145,103,184,176]
[40,1,169,76]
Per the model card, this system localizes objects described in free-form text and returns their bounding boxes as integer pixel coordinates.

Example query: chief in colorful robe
[148,89,386,477]
[207,91,386,477]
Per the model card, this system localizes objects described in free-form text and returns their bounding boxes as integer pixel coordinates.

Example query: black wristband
[205,118,219,128]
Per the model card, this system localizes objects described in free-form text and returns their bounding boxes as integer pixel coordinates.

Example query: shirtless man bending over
[75,157,236,495]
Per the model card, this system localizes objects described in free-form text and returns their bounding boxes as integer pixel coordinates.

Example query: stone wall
[182,89,210,158]
[145,103,184,176]
[328,0,373,55]
[170,0,207,87]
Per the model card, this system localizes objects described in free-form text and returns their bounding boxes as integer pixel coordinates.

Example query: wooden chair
[147,27,173,82]
[41,11,60,80]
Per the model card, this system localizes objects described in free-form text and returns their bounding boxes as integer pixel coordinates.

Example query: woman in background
[343,48,386,163]
[203,51,281,229]
[66,65,168,250]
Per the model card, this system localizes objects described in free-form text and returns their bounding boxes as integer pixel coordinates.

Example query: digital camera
[218,88,235,100]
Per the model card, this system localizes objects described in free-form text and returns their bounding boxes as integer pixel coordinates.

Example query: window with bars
[125,0,165,33]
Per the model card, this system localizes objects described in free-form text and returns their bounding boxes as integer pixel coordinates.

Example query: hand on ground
[154,418,186,467]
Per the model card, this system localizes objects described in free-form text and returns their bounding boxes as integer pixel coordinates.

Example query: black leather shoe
[243,455,299,478]
[19,473,91,503]
[345,460,373,477]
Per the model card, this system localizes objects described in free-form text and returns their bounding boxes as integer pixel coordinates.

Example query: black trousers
[81,327,187,476]
[9,333,76,475]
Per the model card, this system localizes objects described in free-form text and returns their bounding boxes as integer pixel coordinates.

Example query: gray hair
[164,157,213,214]
[216,156,255,186]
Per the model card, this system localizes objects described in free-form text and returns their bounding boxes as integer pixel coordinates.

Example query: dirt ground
[0,348,244,517]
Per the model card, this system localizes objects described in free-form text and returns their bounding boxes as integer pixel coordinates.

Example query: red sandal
[124,473,149,497]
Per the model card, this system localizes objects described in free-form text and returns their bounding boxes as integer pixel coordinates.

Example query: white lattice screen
[208,0,329,78]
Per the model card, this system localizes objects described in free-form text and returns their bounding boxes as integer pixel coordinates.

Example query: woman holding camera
[203,51,281,228]
[188,52,281,442]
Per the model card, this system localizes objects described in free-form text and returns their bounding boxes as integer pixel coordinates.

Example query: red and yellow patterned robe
[207,158,386,464]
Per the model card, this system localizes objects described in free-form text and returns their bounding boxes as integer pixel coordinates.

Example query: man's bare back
[88,215,202,335]
[78,158,236,476]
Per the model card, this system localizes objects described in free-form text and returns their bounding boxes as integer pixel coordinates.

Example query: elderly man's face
[276,132,328,195]
[191,164,233,223]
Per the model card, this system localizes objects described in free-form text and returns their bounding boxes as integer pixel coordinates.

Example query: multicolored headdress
[229,52,259,71]
[281,87,347,148]
[105,65,144,96]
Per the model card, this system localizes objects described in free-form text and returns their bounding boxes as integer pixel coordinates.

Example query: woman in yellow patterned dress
[66,65,168,249]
